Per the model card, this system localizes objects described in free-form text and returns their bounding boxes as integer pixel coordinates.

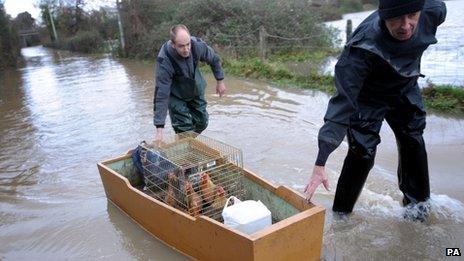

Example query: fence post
[22,36,27,47]
[116,0,126,57]
[259,26,267,62]
[48,5,58,43]
[346,19,352,43]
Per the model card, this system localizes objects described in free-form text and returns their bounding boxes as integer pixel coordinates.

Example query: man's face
[172,29,191,58]
[385,11,421,41]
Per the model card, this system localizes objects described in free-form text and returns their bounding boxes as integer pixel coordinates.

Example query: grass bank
[422,84,464,114]
[221,56,464,115]
[221,53,336,94]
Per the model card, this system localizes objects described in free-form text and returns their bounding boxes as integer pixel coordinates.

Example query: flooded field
[0,45,463,260]
[324,0,464,87]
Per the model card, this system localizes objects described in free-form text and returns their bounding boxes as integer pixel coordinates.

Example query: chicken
[199,172,217,205]
[211,185,227,211]
[164,172,178,208]
[184,181,202,217]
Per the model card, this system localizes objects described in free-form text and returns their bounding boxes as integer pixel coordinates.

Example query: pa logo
[446,248,461,256]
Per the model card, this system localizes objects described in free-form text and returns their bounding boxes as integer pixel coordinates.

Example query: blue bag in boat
[132,142,177,188]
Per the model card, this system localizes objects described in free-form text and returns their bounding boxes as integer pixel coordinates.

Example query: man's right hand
[216,80,226,97]
[155,128,164,142]
[304,165,330,203]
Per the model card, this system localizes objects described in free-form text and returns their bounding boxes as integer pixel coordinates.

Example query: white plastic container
[222,196,272,235]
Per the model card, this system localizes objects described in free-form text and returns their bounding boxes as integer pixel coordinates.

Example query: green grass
[221,57,335,94]
[422,84,464,114]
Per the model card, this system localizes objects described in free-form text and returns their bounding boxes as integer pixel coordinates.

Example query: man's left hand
[216,80,226,97]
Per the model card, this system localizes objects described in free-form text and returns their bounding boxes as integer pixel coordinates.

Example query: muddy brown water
[1,46,463,260]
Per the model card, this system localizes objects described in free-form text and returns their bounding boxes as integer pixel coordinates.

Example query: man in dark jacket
[304,0,446,219]
[154,25,226,140]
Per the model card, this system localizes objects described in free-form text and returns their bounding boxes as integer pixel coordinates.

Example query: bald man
[153,24,226,140]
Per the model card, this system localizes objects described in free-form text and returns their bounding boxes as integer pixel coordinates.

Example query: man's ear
[170,41,175,48]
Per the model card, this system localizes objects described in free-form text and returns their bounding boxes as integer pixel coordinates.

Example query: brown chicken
[211,185,227,211]
[200,172,217,205]
[184,181,202,217]
[164,172,178,208]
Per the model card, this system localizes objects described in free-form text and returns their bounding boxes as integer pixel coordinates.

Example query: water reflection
[0,68,40,199]
[106,202,190,260]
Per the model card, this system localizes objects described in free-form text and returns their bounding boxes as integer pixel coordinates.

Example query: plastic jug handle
[223,196,241,212]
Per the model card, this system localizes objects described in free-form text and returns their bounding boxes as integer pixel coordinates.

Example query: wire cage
[140,132,244,221]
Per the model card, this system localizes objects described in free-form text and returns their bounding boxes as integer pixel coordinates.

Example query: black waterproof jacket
[153,37,224,127]
[316,0,446,166]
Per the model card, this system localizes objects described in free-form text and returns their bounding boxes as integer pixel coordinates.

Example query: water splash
[352,188,464,223]
[428,194,464,223]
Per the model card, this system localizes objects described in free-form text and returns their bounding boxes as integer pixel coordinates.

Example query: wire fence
[420,25,464,87]
[324,21,464,87]
[213,22,464,88]
[325,0,464,87]
[205,25,336,61]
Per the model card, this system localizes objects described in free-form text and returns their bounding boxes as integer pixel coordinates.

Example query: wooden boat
[97,151,325,261]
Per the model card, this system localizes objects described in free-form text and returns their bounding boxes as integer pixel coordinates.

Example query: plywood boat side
[97,153,324,261]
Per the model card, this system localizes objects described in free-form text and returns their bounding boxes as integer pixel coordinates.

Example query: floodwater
[1,46,463,260]
[324,0,464,87]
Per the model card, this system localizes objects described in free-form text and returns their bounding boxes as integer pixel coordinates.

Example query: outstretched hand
[216,80,226,97]
[304,165,330,203]
[154,128,163,143]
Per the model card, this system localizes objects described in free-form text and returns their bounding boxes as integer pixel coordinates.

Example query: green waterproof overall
[166,46,208,134]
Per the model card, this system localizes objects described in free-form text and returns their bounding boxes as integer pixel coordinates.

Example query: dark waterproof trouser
[333,87,430,213]
[169,94,208,134]
[167,59,208,134]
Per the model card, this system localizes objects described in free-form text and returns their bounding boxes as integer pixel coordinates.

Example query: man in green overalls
[153,24,226,140]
